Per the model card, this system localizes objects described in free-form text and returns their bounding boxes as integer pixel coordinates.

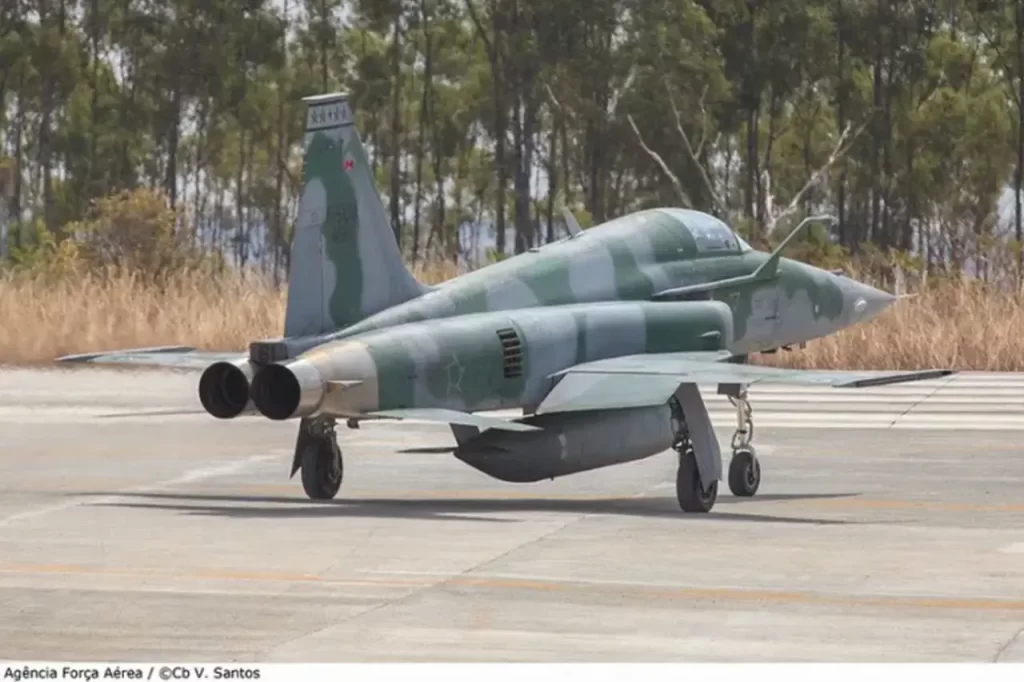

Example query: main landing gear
[672,384,762,513]
[291,416,344,500]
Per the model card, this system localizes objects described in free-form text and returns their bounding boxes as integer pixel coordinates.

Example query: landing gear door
[673,383,723,487]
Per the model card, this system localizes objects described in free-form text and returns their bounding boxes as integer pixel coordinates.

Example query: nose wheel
[293,417,344,501]
[728,447,760,496]
[726,387,761,497]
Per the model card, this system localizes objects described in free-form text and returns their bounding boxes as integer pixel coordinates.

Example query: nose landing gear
[726,385,761,497]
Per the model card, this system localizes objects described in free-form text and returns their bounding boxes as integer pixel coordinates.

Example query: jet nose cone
[843,279,897,322]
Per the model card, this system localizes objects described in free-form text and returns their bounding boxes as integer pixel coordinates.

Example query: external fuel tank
[453,404,678,483]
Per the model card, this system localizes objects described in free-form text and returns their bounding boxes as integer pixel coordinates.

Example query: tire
[300,436,343,500]
[676,447,718,513]
[728,448,760,497]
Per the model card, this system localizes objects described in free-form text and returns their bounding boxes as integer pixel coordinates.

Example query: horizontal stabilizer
[365,408,542,432]
[56,346,243,371]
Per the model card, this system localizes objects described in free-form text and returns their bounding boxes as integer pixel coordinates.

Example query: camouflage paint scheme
[243,95,897,422]
[59,93,952,499]
[277,299,734,419]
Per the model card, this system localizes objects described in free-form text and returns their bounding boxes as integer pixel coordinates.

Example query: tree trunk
[869,0,884,245]
[1016,0,1024,282]
[10,67,25,250]
[273,0,290,286]
[412,0,433,265]
[236,124,247,267]
[319,0,329,91]
[389,14,403,247]
[88,0,101,196]
[760,87,780,228]
[836,0,849,246]
[745,100,760,225]
[492,20,508,257]
[560,107,571,209]
[166,81,181,207]
[545,109,558,243]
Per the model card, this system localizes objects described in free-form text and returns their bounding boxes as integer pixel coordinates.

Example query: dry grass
[2,261,1022,369]
[0,262,460,365]
[761,280,1024,371]
[0,266,286,364]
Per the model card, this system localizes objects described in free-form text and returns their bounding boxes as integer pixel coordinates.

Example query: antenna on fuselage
[562,207,583,239]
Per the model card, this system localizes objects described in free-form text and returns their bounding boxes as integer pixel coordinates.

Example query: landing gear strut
[726,386,761,497]
[670,384,762,513]
[670,397,718,513]
[291,417,343,500]
[674,434,718,513]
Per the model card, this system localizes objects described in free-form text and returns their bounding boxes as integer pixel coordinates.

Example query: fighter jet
[59,93,954,513]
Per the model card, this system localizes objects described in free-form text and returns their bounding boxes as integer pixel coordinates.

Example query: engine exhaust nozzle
[198,360,257,419]
[250,360,324,420]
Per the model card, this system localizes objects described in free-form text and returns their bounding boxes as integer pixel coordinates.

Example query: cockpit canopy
[662,208,752,254]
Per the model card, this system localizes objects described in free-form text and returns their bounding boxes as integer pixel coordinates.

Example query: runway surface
[1,366,1023,662]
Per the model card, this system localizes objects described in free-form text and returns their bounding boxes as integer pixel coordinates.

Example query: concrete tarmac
[1,367,1024,662]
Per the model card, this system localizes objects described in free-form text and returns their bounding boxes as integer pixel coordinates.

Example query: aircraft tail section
[284,93,426,338]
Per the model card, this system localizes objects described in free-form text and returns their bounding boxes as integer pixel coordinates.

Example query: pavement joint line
[994,625,1024,662]
[266,470,667,654]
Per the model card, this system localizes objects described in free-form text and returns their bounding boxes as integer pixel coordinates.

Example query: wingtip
[56,345,197,363]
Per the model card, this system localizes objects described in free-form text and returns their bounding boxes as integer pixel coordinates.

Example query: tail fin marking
[284,93,424,338]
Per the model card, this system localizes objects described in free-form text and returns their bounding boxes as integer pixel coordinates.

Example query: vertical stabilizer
[284,93,425,338]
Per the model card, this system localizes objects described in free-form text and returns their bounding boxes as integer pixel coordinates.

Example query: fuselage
[246,208,894,421]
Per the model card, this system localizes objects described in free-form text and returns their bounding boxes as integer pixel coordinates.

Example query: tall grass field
[2,263,1022,370]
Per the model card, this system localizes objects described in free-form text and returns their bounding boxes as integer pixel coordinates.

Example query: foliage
[64,188,213,280]
[7,188,216,282]
[7,219,82,277]
[0,0,1021,282]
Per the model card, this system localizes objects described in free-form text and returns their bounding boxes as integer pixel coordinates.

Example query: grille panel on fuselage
[496,328,523,378]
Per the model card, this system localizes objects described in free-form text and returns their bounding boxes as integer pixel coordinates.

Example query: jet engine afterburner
[197,359,258,419]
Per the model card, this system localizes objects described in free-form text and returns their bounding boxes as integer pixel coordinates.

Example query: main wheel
[676,447,718,513]
[728,447,760,497]
[300,434,343,500]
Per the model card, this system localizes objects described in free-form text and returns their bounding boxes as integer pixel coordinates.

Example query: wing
[56,345,243,371]
[536,351,955,415]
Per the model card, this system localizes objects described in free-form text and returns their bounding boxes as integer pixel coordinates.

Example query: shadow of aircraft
[76,490,861,526]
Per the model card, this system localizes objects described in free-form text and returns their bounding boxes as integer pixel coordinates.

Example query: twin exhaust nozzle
[197,359,323,421]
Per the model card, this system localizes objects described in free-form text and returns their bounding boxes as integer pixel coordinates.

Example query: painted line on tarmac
[0,454,281,528]
[2,561,1023,613]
